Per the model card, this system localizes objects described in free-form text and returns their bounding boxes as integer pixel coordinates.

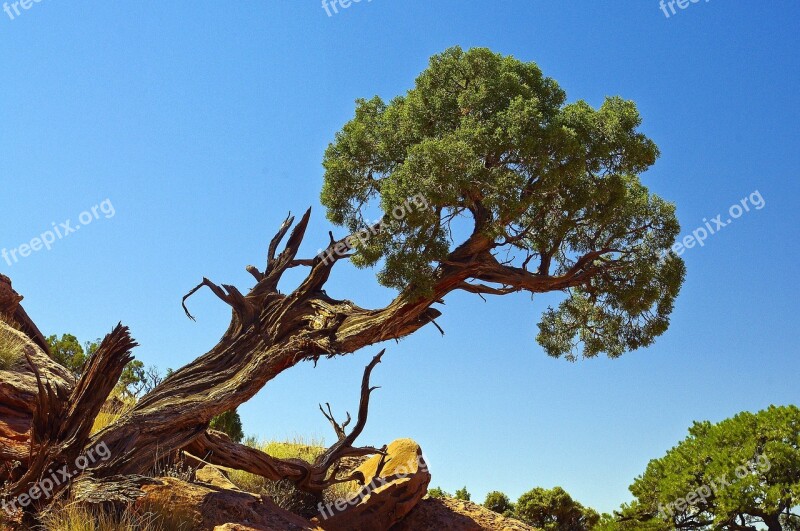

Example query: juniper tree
[0,46,684,518]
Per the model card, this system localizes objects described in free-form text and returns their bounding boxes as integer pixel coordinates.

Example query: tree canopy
[614,405,800,530]
[209,409,245,443]
[455,486,472,501]
[514,486,599,530]
[484,490,514,515]
[45,333,90,376]
[322,46,684,360]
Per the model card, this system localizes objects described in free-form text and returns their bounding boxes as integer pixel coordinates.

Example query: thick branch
[185,429,310,484]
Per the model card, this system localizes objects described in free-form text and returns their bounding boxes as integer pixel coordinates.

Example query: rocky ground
[392,497,537,531]
[131,438,537,530]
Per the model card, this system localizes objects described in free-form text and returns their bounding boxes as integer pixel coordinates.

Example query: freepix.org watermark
[322,0,372,17]
[1,441,111,517]
[662,190,765,260]
[3,0,45,21]
[1,198,116,267]
[317,193,429,266]
[659,0,710,19]
[658,454,771,517]
[317,453,428,520]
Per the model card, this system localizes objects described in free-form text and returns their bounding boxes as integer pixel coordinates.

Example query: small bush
[484,490,514,514]
[455,486,471,501]
[155,461,196,483]
[209,409,244,443]
[428,486,451,499]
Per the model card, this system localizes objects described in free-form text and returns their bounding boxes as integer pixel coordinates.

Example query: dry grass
[226,435,359,517]
[0,322,26,370]
[227,435,326,491]
[91,394,136,435]
[38,502,189,531]
[16,436,361,529]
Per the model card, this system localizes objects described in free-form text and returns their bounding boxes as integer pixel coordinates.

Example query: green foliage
[322,46,684,359]
[484,490,514,514]
[428,486,451,499]
[514,486,599,531]
[592,510,670,531]
[209,409,245,443]
[46,333,89,376]
[454,486,471,501]
[117,359,145,397]
[624,405,800,530]
[46,332,162,399]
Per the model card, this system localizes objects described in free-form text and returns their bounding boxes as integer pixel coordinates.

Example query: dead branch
[8,324,136,510]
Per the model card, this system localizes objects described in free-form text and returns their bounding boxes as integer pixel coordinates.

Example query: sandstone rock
[196,465,239,490]
[135,477,320,531]
[215,523,322,531]
[314,438,431,531]
[391,497,537,531]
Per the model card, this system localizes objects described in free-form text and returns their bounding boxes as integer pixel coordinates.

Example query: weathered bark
[7,324,136,513]
[0,319,74,483]
[81,208,587,480]
[0,274,50,354]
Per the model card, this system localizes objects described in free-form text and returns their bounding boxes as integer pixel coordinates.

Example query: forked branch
[182,277,255,327]
[184,350,387,494]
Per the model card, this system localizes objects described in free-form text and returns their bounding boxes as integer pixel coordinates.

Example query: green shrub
[45,333,88,376]
[209,409,244,443]
[428,486,451,499]
[514,486,599,531]
[484,490,513,514]
[455,486,471,501]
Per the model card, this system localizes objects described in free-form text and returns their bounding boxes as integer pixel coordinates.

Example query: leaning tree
[0,46,684,520]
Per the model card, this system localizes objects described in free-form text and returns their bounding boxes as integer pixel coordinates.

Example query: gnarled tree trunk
[1,206,611,517]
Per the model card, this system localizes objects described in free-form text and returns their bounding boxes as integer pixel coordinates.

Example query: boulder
[391,497,537,531]
[313,438,431,531]
[196,465,239,490]
[135,477,320,531]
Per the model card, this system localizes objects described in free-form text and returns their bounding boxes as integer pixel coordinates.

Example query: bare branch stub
[10,324,137,511]
[267,213,296,272]
[309,350,386,489]
[319,403,351,441]
[181,277,256,329]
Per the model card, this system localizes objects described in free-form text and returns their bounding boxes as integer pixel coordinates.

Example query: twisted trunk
[1,206,615,514]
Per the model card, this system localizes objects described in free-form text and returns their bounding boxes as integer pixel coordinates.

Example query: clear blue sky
[1,0,798,514]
